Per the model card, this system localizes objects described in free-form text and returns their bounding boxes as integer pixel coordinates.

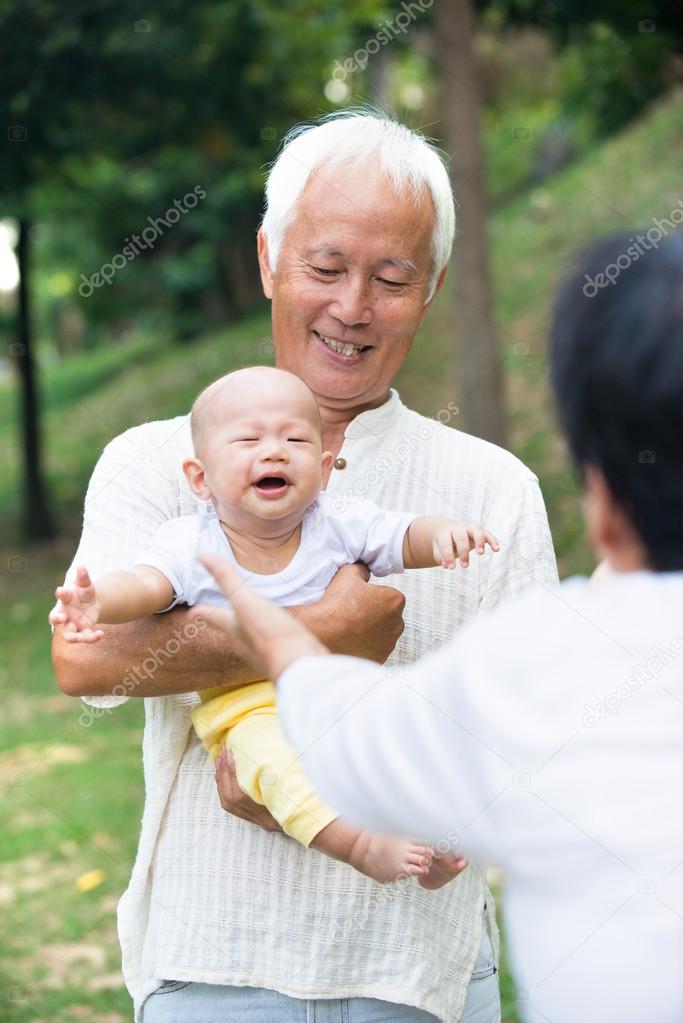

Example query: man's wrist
[288,597,338,648]
[270,637,329,680]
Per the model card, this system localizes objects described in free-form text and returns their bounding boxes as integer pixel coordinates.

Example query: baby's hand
[49,566,105,643]
[432,522,500,569]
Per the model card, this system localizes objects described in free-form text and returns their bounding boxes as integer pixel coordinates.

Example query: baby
[51,366,499,887]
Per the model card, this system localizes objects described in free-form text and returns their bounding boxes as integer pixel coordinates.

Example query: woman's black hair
[550,230,683,571]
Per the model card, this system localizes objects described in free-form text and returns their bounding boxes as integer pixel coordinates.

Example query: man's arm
[54,565,406,697]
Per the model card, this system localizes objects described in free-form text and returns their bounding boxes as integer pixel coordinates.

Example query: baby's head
[184,366,333,532]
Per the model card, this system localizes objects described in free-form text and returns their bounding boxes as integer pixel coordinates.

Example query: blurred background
[0,1,681,1019]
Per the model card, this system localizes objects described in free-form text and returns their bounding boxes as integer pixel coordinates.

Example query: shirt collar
[343,388,404,441]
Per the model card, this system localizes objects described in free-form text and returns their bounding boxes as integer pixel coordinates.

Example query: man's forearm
[53,600,340,699]
[53,604,260,697]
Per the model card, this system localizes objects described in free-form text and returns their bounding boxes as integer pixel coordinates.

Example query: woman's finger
[201,554,263,613]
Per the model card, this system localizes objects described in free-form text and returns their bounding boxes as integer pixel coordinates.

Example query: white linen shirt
[132,494,415,609]
[278,572,683,1023]
[71,389,557,1022]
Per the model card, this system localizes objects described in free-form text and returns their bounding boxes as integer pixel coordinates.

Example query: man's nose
[328,275,373,327]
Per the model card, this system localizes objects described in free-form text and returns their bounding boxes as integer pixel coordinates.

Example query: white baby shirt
[133,491,416,609]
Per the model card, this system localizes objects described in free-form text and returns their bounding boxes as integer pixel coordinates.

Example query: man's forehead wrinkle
[295,153,430,227]
[306,245,346,258]
[289,151,373,220]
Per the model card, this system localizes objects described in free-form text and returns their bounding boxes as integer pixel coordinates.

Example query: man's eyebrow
[376,257,418,275]
[305,247,418,275]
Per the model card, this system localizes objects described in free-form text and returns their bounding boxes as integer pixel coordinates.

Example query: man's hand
[215,747,282,832]
[318,563,406,663]
[50,566,105,643]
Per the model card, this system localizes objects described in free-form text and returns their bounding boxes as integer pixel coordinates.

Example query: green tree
[0,0,385,538]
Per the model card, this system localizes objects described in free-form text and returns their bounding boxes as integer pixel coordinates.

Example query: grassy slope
[0,90,681,1023]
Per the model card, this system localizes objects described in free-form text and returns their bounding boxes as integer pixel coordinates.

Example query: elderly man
[54,111,557,1023]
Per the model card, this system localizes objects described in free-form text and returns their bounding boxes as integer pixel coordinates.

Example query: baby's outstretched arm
[402,516,500,570]
[50,564,174,643]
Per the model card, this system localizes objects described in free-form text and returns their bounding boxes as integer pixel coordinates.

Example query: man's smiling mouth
[314,330,372,359]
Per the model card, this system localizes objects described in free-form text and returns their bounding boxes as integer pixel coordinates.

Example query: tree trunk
[434,0,505,446]
[15,217,55,540]
[368,44,393,112]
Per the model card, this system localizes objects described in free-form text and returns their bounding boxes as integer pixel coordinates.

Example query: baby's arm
[50,564,174,643]
[402,516,500,570]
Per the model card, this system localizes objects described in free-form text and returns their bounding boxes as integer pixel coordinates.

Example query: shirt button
[334,457,347,470]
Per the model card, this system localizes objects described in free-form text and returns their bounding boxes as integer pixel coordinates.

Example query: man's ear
[321,450,335,477]
[183,457,212,499]
[420,263,448,321]
[257,228,274,299]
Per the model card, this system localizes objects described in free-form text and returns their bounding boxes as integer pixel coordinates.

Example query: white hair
[260,110,456,303]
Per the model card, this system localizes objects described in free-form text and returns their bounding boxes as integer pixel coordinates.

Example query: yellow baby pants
[192,681,338,848]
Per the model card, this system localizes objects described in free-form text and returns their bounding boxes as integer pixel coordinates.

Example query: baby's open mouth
[253,476,289,493]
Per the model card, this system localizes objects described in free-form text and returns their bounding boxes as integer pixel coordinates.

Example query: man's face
[259,159,443,412]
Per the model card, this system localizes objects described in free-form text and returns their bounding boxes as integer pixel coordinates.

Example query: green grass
[0,331,164,433]
[1,89,682,1022]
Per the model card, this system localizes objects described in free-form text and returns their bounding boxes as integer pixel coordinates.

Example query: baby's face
[196,381,328,530]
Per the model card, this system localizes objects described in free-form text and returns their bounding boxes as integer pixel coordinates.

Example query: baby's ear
[183,457,211,499]
[321,450,335,476]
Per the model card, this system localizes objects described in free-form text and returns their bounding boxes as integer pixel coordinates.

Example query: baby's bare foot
[350,832,433,884]
[418,851,468,890]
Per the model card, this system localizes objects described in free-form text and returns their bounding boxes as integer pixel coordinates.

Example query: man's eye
[312,266,339,277]
[378,278,405,288]
[287,438,309,443]
[233,438,259,443]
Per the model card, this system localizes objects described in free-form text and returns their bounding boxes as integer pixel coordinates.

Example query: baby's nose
[261,440,287,459]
